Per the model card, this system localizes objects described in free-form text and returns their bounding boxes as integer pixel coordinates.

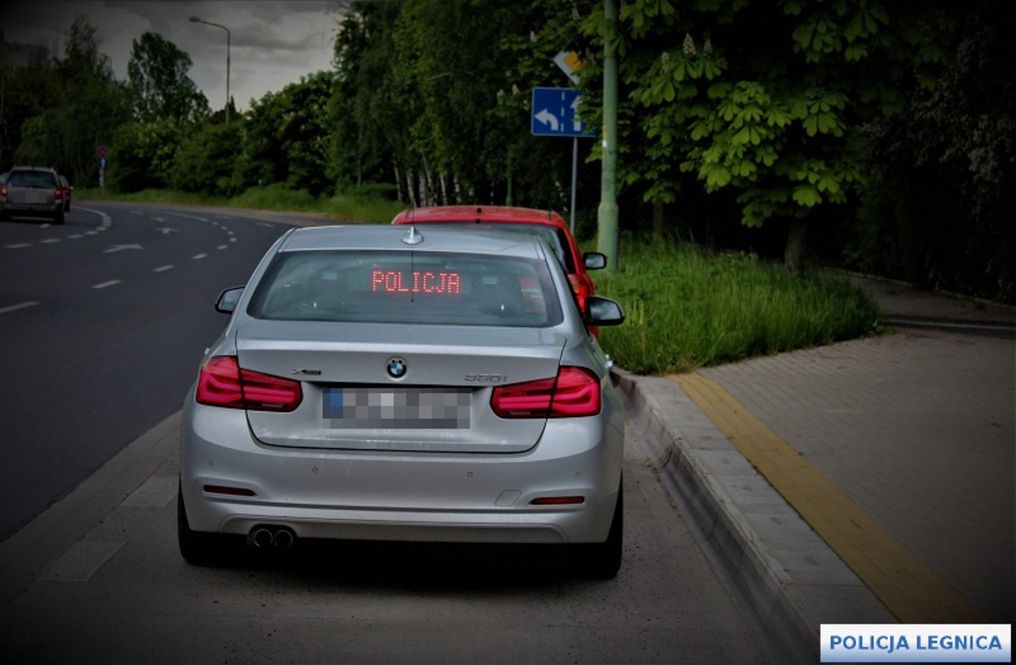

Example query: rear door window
[9,171,56,188]
[248,250,563,327]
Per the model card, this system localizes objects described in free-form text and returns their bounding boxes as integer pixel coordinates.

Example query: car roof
[392,205,568,230]
[279,224,549,260]
[11,166,57,173]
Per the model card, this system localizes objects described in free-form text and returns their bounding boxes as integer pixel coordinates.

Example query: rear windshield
[248,250,563,327]
[412,222,575,273]
[9,170,56,188]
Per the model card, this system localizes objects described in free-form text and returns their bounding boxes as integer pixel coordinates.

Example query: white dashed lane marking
[91,280,121,290]
[229,237,237,243]
[4,243,31,249]
[0,301,40,314]
[152,265,174,273]
[40,238,61,244]
[192,253,207,260]
[67,234,83,239]
[216,245,228,250]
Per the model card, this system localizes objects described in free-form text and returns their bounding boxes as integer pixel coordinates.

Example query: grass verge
[74,184,405,223]
[593,239,882,374]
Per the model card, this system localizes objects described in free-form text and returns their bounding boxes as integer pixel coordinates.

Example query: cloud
[1,0,345,110]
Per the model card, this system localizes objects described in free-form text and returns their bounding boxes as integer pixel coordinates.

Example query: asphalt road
[0,203,292,539]
[0,203,784,662]
[0,420,774,664]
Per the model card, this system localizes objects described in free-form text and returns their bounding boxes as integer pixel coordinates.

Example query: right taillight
[490,366,601,418]
[195,355,302,412]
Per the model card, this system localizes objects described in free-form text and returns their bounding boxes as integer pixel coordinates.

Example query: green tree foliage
[328,0,406,189]
[849,1,1016,301]
[108,119,184,191]
[243,71,334,196]
[126,32,209,124]
[580,0,953,239]
[327,0,584,213]
[109,32,208,191]
[0,62,60,167]
[171,121,244,196]
[10,16,129,184]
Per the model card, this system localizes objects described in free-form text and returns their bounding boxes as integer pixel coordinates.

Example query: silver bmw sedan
[178,224,626,577]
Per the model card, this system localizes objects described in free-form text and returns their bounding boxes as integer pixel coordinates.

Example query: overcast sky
[1,1,347,111]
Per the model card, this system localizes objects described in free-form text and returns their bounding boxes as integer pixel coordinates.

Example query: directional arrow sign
[531,87,595,138]
[103,244,143,253]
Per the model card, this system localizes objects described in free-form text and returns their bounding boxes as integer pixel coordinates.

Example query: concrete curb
[0,412,180,605]
[614,368,895,659]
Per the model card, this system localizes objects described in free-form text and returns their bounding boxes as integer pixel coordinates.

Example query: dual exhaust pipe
[249,525,296,550]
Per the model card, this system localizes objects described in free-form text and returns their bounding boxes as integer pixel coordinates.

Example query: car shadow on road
[207,537,598,593]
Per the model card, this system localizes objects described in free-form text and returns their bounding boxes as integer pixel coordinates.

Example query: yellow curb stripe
[670,371,982,623]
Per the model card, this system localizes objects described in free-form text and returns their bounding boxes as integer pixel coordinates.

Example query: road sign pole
[597,0,620,270]
[569,137,578,233]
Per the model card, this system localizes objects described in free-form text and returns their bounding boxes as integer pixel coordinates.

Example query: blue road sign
[531,87,595,138]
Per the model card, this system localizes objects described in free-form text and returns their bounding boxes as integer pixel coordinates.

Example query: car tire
[572,478,623,579]
[54,210,65,225]
[177,487,232,566]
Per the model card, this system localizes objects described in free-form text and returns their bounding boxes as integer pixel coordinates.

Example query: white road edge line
[0,301,40,314]
[91,280,121,290]
[152,265,174,273]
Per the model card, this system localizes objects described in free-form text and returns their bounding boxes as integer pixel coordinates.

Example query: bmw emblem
[387,357,407,379]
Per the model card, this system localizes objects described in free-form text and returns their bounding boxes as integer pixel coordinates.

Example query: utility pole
[596,0,620,269]
[190,17,231,125]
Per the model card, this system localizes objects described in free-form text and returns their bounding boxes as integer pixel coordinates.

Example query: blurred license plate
[323,387,470,429]
[27,190,48,204]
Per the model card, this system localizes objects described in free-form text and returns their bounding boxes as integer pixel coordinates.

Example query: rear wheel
[572,479,623,579]
[54,210,65,225]
[177,487,232,566]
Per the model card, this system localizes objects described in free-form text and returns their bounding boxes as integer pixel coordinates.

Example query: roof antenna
[401,225,424,245]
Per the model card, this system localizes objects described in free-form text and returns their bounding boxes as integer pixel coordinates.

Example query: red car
[391,206,606,319]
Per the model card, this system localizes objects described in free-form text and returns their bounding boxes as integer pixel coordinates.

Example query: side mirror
[215,286,244,314]
[583,252,607,270]
[585,296,625,326]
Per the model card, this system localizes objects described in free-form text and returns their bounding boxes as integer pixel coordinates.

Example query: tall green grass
[593,240,882,374]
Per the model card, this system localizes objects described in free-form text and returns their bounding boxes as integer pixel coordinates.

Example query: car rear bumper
[0,201,61,216]
[180,398,624,544]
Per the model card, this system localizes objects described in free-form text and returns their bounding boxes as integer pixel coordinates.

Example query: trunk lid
[236,320,565,453]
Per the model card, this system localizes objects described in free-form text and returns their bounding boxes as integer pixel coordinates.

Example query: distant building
[0,29,48,68]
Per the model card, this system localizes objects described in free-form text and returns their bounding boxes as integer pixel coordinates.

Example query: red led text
[370,270,462,294]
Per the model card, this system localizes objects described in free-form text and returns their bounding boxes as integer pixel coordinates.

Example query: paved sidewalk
[620,275,1015,654]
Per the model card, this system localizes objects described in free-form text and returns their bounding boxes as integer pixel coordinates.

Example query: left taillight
[490,366,601,418]
[195,355,302,412]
